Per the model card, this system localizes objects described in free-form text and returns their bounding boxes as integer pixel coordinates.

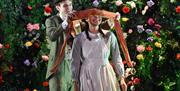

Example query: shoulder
[102,30,115,38]
[45,15,60,22]
[74,32,86,44]
[75,31,85,40]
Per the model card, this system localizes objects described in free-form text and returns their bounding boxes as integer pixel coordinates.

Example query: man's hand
[67,10,77,21]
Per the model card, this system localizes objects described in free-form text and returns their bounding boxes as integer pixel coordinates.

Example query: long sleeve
[110,32,125,77]
[45,18,65,41]
[71,35,82,81]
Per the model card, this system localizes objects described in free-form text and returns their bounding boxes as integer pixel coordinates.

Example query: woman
[71,15,127,91]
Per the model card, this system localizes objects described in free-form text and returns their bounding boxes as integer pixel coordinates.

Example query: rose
[25,41,33,47]
[0,43,3,49]
[115,0,123,6]
[176,6,180,13]
[44,6,52,13]
[155,42,162,48]
[41,55,49,61]
[122,6,130,14]
[146,46,153,52]
[27,6,32,10]
[42,81,49,87]
[176,53,180,60]
[136,54,144,60]
[136,45,145,53]
[147,18,155,25]
[155,24,162,30]
[5,43,10,49]
[133,78,140,84]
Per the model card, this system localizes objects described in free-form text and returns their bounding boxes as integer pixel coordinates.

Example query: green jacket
[45,15,66,80]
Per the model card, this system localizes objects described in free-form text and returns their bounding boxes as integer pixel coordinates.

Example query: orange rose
[146,46,153,52]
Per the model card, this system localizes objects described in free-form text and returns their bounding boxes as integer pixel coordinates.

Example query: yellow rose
[136,54,144,60]
[122,17,129,22]
[155,42,162,48]
[25,41,33,47]
[33,89,38,91]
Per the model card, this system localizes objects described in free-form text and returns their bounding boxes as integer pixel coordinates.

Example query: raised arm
[45,18,66,41]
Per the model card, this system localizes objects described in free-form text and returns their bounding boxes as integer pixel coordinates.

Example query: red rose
[5,43,10,49]
[43,81,49,87]
[122,6,130,14]
[9,65,13,72]
[24,88,30,91]
[177,53,180,60]
[34,42,40,48]
[133,78,140,85]
[0,14,3,20]
[154,31,161,38]
[0,52,4,61]
[146,46,153,52]
[176,6,180,13]
[0,75,3,83]
[44,6,52,13]
[127,81,133,86]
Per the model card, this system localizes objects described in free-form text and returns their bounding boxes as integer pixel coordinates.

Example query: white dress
[71,31,125,91]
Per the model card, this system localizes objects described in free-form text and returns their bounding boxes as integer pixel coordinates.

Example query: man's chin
[67,11,72,14]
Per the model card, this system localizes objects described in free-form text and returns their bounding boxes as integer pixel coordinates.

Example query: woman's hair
[82,19,105,41]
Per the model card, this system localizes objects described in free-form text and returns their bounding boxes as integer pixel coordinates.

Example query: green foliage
[0,0,179,90]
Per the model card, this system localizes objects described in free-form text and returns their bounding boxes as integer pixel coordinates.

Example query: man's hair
[55,0,72,5]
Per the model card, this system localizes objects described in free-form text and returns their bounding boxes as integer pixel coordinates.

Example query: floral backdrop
[0,0,180,91]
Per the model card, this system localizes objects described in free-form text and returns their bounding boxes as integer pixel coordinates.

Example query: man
[45,0,74,91]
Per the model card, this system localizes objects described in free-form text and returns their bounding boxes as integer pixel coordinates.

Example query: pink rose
[155,24,162,30]
[136,45,145,53]
[177,53,180,60]
[0,43,3,49]
[147,18,155,25]
[27,23,40,32]
[128,29,133,34]
[115,0,123,6]
[41,55,49,61]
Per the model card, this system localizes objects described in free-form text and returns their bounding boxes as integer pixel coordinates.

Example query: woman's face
[88,15,102,26]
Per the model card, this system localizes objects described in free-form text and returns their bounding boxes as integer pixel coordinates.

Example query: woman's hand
[74,81,79,91]
[120,77,127,91]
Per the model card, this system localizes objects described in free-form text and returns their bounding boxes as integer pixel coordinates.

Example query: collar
[88,31,101,38]
[58,13,67,21]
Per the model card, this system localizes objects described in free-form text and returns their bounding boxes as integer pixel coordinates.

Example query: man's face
[88,15,102,26]
[56,0,73,14]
